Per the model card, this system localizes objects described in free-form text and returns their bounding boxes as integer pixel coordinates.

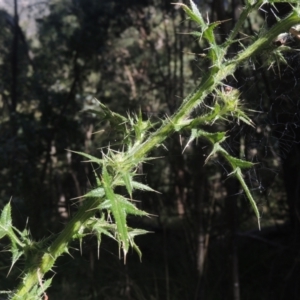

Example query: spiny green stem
[12,198,99,299]
[225,1,262,46]
[234,9,300,64]
[129,9,300,161]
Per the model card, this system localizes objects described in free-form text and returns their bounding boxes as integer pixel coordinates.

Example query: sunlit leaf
[84,187,105,199]
[90,217,116,258]
[98,199,111,210]
[68,150,103,165]
[131,181,159,193]
[0,202,12,228]
[224,154,255,169]
[8,243,23,276]
[189,31,202,38]
[205,142,224,163]
[182,128,202,153]
[121,172,133,198]
[102,166,129,256]
[237,113,255,127]
[86,100,127,131]
[235,167,261,229]
[115,194,149,216]
[128,228,149,261]
[202,131,227,144]
[174,2,206,29]
[183,129,227,154]
[73,225,86,254]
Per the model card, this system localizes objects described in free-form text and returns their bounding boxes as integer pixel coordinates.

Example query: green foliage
[1,0,300,298]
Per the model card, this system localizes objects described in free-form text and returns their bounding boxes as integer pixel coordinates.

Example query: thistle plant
[1,1,300,298]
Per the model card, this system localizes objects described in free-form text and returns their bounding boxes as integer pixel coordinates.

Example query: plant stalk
[11,6,300,298]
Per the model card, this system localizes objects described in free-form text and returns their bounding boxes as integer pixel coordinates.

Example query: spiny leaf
[99,194,149,217]
[183,129,227,154]
[235,167,261,230]
[115,194,149,216]
[205,142,224,163]
[131,181,159,193]
[182,128,202,153]
[121,172,133,198]
[90,217,116,259]
[237,113,255,127]
[128,228,149,261]
[68,150,103,165]
[94,170,102,186]
[189,0,202,20]
[116,176,159,194]
[85,100,127,129]
[73,225,85,254]
[97,100,127,123]
[189,31,202,38]
[8,242,23,276]
[203,22,218,45]
[102,166,129,257]
[0,202,12,228]
[223,154,255,169]
[202,131,227,144]
[0,202,12,239]
[84,187,105,199]
[174,2,206,29]
[98,199,111,210]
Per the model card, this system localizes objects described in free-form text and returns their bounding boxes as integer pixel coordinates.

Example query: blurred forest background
[1,0,300,299]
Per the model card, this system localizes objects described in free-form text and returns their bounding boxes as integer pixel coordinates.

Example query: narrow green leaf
[204,22,219,45]
[121,172,133,198]
[189,0,205,27]
[115,194,149,216]
[237,113,255,127]
[102,166,129,256]
[0,202,12,228]
[202,131,227,144]
[182,130,227,158]
[235,167,261,229]
[189,31,202,38]
[84,100,127,130]
[97,101,127,124]
[84,187,105,199]
[182,128,201,153]
[128,228,149,261]
[175,2,206,28]
[131,181,159,193]
[115,171,159,192]
[73,225,85,254]
[224,154,255,169]
[92,222,115,242]
[98,199,111,210]
[68,150,103,165]
[80,217,116,259]
[95,171,102,186]
[8,243,23,276]
[88,217,116,259]
[0,226,7,240]
[0,202,12,239]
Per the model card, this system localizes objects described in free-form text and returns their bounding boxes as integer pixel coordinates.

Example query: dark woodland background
[1,0,300,299]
